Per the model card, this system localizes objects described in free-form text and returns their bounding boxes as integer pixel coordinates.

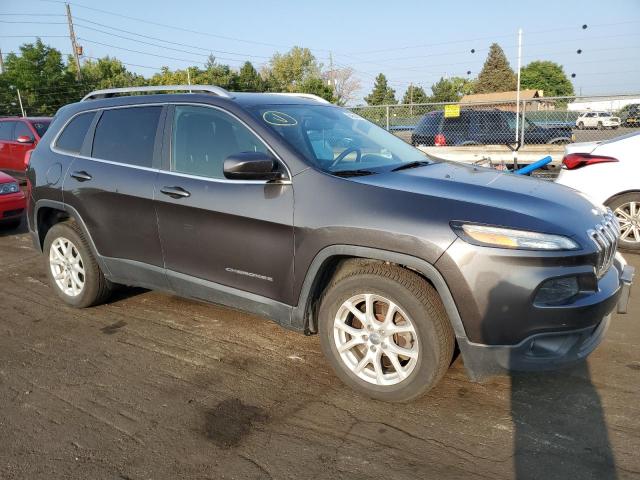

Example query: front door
[155,104,295,305]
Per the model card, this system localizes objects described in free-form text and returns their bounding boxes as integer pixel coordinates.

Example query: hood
[353,161,608,244]
[0,171,17,184]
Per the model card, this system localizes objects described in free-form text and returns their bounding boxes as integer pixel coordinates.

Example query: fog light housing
[534,276,580,305]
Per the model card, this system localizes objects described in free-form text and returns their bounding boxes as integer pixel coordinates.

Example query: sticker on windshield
[263,111,298,126]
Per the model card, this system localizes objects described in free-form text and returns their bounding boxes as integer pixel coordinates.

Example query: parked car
[0,171,26,229]
[411,109,574,147]
[619,104,640,127]
[575,111,620,130]
[27,85,633,402]
[556,132,640,251]
[0,117,52,179]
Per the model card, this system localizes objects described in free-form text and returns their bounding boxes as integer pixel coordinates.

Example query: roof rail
[81,85,233,102]
[264,92,332,104]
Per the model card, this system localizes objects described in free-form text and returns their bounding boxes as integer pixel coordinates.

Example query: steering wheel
[330,147,362,169]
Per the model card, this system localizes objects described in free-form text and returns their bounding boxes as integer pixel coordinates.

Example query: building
[567,96,640,112]
[460,90,555,111]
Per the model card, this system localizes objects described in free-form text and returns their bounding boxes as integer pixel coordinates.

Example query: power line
[0,20,67,24]
[73,17,271,59]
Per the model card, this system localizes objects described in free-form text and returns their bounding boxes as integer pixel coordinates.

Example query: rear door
[62,105,167,287]
[154,104,295,304]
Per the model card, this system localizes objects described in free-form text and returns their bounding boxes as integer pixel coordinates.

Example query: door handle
[70,170,92,182]
[160,186,191,199]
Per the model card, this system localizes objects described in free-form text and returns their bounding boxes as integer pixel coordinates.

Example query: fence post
[385,105,390,131]
[521,100,526,147]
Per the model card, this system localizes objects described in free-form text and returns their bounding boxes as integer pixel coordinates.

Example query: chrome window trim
[49,102,293,185]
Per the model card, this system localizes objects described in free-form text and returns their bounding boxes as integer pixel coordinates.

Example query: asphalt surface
[1,221,639,480]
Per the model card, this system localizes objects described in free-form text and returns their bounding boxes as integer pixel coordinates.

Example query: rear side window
[0,121,16,141]
[56,112,95,154]
[92,107,161,168]
[30,121,50,137]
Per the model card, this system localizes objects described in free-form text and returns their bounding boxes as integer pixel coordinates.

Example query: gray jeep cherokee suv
[26,85,634,402]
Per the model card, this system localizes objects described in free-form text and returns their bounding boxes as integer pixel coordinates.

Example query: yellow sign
[444,104,460,118]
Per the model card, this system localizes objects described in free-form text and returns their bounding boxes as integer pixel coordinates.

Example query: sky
[1,0,639,103]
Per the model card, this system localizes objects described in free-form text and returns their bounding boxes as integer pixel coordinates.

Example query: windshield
[30,120,50,137]
[248,104,430,173]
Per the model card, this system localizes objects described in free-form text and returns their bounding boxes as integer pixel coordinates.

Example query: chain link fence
[349,94,640,152]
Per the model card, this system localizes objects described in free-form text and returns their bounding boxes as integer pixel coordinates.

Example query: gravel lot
[1,221,639,480]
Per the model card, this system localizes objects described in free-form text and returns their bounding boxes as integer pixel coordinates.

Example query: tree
[402,85,429,104]
[80,56,147,89]
[236,61,265,92]
[264,46,322,92]
[327,67,361,106]
[520,60,574,97]
[0,39,77,116]
[428,76,474,102]
[364,73,397,105]
[475,43,516,93]
[297,77,335,102]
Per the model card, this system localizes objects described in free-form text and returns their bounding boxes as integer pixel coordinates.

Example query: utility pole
[409,83,414,114]
[17,89,25,117]
[514,28,523,169]
[328,52,337,100]
[66,3,82,81]
[0,47,4,74]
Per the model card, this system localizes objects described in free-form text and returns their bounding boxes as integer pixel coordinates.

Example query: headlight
[0,182,19,195]
[452,223,580,251]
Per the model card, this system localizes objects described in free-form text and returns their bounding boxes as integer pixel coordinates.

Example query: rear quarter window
[55,112,95,154]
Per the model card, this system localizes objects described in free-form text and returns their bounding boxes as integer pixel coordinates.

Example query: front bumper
[0,191,27,220]
[456,253,634,381]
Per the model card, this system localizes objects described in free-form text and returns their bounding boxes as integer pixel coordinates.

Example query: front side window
[248,104,429,173]
[30,120,50,137]
[55,112,95,154]
[172,105,269,179]
[92,106,161,168]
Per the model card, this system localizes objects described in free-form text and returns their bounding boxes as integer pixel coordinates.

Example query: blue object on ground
[514,156,553,175]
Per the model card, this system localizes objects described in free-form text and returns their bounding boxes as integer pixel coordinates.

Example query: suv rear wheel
[44,221,113,308]
[318,262,454,402]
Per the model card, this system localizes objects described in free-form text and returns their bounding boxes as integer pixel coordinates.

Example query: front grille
[588,210,619,277]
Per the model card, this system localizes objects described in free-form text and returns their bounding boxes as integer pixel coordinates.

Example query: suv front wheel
[319,262,454,402]
[44,221,113,308]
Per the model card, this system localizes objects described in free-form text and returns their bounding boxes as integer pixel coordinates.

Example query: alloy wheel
[49,237,86,297]
[614,201,640,244]
[333,293,419,386]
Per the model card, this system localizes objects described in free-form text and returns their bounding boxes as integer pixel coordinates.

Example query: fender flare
[33,199,111,276]
[291,245,468,340]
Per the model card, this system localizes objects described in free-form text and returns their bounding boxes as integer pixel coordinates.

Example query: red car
[0,171,26,229]
[0,117,52,179]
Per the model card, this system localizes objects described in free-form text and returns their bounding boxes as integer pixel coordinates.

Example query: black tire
[597,122,603,130]
[318,262,454,402]
[577,122,584,130]
[606,193,640,252]
[43,221,112,308]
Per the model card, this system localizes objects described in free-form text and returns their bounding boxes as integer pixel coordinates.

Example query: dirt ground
[1,221,639,480]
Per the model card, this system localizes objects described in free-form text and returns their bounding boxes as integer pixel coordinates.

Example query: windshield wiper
[391,160,432,172]
[332,169,376,178]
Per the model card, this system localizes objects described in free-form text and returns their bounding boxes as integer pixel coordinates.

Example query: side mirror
[16,135,34,144]
[223,151,284,181]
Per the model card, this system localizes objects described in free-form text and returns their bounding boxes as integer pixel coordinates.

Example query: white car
[576,111,621,130]
[555,132,640,250]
